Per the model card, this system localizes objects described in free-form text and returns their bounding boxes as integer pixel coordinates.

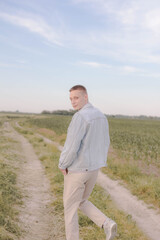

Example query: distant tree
[41,109,77,116]
[41,110,51,114]
[51,109,76,116]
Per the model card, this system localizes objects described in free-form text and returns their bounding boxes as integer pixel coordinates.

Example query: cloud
[121,65,142,73]
[71,0,160,66]
[0,62,12,68]
[140,72,160,78]
[0,61,25,68]
[71,0,138,23]
[79,61,145,76]
[144,9,160,36]
[0,12,63,46]
[1,1,160,68]
[80,61,111,68]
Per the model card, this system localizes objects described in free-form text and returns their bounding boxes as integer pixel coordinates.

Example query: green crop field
[27,115,160,164]
[109,118,160,164]
[105,118,160,208]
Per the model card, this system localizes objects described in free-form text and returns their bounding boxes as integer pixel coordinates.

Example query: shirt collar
[79,102,92,111]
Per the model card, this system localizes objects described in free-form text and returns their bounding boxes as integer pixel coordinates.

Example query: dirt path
[3,122,61,240]
[97,172,160,240]
[37,132,160,240]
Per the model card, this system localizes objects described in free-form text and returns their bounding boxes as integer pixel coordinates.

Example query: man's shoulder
[71,111,85,122]
[79,103,106,121]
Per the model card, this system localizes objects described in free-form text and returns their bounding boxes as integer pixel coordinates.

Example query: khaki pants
[63,170,107,240]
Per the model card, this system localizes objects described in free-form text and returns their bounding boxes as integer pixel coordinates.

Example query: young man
[59,85,117,240]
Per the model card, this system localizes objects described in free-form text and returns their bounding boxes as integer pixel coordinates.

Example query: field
[0,113,160,240]
[105,118,160,208]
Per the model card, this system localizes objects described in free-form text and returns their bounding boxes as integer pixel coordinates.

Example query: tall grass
[102,159,160,208]
[0,134,22,240]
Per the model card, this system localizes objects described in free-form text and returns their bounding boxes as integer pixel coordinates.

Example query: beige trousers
[63,170,107,240]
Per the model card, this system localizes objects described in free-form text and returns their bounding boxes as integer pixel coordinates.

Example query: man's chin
[73,106,78,110]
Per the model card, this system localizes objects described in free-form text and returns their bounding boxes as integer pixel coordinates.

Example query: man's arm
[59,113,88,172]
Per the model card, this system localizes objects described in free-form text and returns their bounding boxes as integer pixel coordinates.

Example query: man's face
[70,90,88,110]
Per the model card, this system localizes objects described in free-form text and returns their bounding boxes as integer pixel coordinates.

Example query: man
[59,85,117,240]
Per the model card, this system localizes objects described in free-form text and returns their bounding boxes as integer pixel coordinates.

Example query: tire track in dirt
[3,122,63,240]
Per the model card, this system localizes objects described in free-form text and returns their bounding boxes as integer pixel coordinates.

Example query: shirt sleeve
[58,113,88,169]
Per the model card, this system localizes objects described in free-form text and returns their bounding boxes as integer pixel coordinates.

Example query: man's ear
[84,94,88,101]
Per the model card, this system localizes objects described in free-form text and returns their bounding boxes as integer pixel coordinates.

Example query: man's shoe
[103,218,117,240]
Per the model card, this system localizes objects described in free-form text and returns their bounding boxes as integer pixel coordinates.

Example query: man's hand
[59,168,68,176]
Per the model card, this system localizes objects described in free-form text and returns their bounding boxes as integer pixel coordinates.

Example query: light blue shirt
[59,102,110,172]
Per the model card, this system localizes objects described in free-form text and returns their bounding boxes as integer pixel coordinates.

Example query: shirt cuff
[58,163,66,169]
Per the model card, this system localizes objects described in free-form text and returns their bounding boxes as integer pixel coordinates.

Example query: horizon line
[0,110,160,119]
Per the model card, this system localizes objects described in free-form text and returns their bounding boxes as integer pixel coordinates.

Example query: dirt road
[97,172,160,240]
[3,122,63,240]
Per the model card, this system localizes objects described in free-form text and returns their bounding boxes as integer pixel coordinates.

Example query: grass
[27,115,71,135]
[16,122,150,240]
[80,184,149,240]
[0,131,22,240]
[102,159,160,208]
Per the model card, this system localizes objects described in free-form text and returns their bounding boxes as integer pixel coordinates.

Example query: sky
[0,0,160,116]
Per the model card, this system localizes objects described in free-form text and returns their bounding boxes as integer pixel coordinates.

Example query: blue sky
[0,0,160,116]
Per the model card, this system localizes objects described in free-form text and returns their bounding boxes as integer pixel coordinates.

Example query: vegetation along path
[3,122,60,240]
[38,132,160,240]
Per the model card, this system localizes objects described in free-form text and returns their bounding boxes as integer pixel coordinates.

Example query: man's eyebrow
[70,96,78,98]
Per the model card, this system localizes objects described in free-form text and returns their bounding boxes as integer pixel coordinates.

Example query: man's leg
[63,170,116,240]
[79,170,107,227]
[79,170,117,240]
[63,172,86,240]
